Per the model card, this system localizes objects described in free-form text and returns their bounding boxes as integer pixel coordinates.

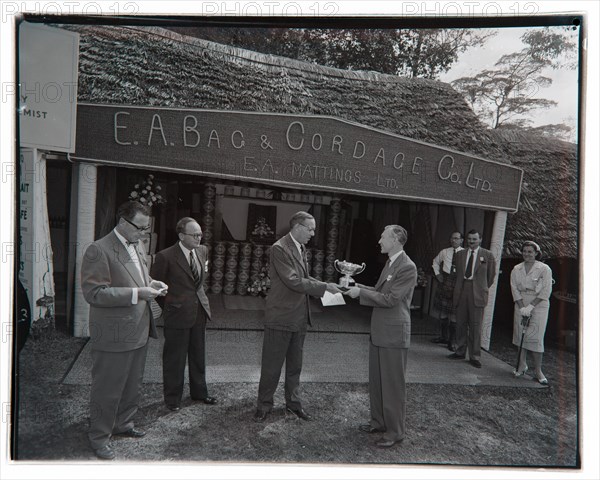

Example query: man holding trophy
[254,211,342,422]
[345,225,417,448]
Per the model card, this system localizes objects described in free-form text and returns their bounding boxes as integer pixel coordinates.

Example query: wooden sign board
[72,104,523,212]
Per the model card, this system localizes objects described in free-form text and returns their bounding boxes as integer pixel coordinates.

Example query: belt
[464,278,473,282]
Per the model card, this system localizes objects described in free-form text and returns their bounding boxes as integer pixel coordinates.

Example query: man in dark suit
[346,225,417,448]
[81,201,167,460]
[448,229,497,368]
[151,217,217,411]
[254,211,342,422]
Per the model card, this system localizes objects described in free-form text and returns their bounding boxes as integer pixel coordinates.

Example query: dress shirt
[388,250,404,267]
[432,246,464,275]
[289,232,304,259]
[114,228,141,304]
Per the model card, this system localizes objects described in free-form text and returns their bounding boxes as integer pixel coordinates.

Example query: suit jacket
[264,233,327,331]
[453,247,497,308]
[81,231,158,352]
[359,252,417,349]
[151,243,212,328]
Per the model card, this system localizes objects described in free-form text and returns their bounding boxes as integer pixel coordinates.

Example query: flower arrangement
[417,267,428,288]
[250,216,274,239]
[128,174,165,207]
[246,266,271,297]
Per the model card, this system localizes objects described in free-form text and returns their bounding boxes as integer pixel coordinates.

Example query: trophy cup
[334,259,366,288]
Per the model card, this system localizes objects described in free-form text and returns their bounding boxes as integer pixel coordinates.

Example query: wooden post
[481,210,507,350]
[72,162,97,337]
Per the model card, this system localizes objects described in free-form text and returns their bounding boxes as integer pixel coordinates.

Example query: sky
[439,26,580,135]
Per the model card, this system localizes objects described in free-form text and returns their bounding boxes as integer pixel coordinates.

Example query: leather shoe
[254,409,269,422]
[470,359,482,368]
[94,445,116,460]
[448,353,466,360]
[167,405,181,412]
[194,396,218,405]
[359,424,383,434]
[286,407,312,421]
[114,427,146,438]
[376,438,403,448]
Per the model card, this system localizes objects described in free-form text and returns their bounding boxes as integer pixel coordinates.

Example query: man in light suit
[448,229,497,368]
[254,211,342,422]
[81,201,167,460]
[346,225,417,448]
[151,217,217,411]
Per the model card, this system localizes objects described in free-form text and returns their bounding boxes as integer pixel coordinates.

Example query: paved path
[63,328,545,389]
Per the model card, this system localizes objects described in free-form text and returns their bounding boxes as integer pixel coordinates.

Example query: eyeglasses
[121,217,151,232]
[298,223,316,233]
[182,232,203,239]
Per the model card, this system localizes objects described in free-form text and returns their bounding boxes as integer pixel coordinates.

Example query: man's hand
[345,286,360,298]
[326,283,342,294]
[149,280,168,296]
[138,287,163,300]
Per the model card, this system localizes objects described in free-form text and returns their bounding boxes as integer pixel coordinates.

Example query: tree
[451,27,577,131]
[167,27,493,79]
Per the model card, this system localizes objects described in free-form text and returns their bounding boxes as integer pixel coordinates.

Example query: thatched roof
[489,129,578,259]
[62,24,506,159]
[57,24,578,259]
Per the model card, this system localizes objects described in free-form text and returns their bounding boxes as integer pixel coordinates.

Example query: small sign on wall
[18,22,79,152]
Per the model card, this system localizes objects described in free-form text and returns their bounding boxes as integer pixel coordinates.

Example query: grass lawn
[14,317,578,470]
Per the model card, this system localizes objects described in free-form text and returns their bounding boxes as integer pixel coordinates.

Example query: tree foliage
[451,27,578,132]
[168,27,494,79]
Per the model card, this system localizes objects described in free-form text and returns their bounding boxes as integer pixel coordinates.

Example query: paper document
[321,291,346,306]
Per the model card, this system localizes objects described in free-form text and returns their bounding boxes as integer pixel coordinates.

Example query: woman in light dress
[511,241,553,385]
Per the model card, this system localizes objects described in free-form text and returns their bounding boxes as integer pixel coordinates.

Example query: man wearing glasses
[151,217,217,412]
[254,211,342,422]
[81,200,167,460]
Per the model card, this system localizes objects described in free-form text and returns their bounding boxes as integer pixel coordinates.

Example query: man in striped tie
[81,201,166,460]
[151,217,216,411]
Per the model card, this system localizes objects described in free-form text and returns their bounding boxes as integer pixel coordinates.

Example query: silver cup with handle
[334,260,366,288]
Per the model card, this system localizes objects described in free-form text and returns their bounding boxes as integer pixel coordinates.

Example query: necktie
[189,251,201,290]
[465,249,474,279]
[375,259,391,291]
[450,249,457,274]
[126,240,137,247]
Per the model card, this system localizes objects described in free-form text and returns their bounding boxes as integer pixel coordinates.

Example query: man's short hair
[289,211,314,229]
[451,232,464,239]
[467,229,481,238]
[176,217,199,234]
[385,225,408,246]
[116,200,151,222]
